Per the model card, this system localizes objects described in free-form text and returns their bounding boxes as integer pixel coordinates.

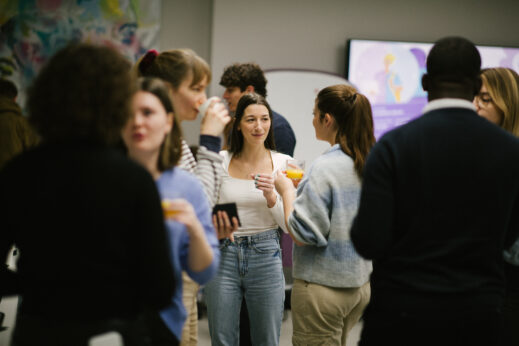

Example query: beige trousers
[179,272,199,346]
[291,279,370,346]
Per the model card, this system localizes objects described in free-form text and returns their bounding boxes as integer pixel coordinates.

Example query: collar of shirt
[422,98,476,114]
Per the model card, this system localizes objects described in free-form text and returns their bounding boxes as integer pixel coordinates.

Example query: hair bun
[139,49,159,74]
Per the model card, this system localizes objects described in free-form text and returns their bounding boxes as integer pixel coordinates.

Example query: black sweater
[351,107,519,310]
[0,142,175,320]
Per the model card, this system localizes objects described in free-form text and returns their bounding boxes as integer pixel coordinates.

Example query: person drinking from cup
[204,93,292,346]
[136,48,231,345]
[275,84,375,346]
[121,77,220,345]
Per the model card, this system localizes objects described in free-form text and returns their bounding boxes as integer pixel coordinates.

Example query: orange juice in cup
[286,159,305,180]
[161,199,180,218]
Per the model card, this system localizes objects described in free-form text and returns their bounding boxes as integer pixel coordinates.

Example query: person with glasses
[473,67,519,135]
[474,67,519,346]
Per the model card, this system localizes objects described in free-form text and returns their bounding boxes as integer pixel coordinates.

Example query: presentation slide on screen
[347,39,519,139]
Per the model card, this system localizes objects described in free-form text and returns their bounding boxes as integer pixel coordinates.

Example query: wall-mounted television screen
[346,39,519,139]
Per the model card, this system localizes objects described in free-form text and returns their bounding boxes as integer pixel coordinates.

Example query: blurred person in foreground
[0,43,175,346]
[351,37,519,346]
[121,77,220,345]
[137,49,231,345]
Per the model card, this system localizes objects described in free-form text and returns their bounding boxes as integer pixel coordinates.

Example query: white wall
[160,0,213,144]
[162,0,519,145]
[210,0,519,96]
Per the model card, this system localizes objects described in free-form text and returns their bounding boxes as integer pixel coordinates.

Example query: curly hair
[219,63,267,97]
[27,43,135,145]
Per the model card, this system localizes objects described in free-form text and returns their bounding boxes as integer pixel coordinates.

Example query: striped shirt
[178,139,223,206]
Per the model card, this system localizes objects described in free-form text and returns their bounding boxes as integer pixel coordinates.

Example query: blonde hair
[480,68,519,137]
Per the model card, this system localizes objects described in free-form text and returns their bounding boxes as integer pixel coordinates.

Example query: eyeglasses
[474,92,494,108]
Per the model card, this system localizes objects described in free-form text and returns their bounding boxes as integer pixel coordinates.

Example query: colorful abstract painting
[0,0,161,106]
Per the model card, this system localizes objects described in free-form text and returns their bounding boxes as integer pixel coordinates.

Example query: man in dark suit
[351,36,519,346]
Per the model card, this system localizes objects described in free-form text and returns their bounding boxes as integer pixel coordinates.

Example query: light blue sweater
[288,144,372,288]
[156,168,220,340]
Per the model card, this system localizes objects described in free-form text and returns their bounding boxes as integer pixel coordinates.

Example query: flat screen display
[346,39,519,139]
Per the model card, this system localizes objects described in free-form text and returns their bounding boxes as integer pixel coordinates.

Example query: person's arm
[136,174,176,309]
[275,161,337,247]
[176,184,220,285]
[350,142,396,259]
[274,171,305,246]
[252,172,290,233]
[178,139,223,207]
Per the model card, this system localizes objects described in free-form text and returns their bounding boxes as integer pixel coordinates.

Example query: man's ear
[422,74,430,92]
[245,85,255,93]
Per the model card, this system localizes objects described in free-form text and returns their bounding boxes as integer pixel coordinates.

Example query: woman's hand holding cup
[251,173,277,208]
[285,159,305,188]
[199,96,231,136]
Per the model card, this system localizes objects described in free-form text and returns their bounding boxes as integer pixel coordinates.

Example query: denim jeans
[204,229,285,346]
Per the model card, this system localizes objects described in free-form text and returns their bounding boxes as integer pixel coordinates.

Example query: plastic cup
[197,96,220,118]
[286,159,305,179]
[161,199,180,218]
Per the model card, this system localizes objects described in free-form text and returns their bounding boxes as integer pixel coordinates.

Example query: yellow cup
[286,159,305,180]
[286,169,304,179]
[162,199,180,218]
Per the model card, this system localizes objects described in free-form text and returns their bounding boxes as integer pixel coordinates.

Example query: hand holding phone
[212,203,240,241]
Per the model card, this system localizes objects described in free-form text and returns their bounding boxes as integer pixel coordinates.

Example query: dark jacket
[0,142,176,320]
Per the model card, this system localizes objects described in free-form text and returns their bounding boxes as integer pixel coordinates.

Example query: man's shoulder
[272,110,293,128]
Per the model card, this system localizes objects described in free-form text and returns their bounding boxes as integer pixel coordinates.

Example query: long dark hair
[316,84,375,178]
[229,93,275,155]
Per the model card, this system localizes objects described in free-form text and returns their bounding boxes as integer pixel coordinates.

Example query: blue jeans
[205,229,285,346]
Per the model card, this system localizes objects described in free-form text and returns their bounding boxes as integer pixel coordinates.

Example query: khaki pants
[292,279,370,346]
[180,272,199,346]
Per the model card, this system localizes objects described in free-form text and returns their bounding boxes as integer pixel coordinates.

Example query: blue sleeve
[199,135,221,153]
[182,181,220,285]
[288,163,330,247]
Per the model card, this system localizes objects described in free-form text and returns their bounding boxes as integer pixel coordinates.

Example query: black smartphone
[212,202,241,226]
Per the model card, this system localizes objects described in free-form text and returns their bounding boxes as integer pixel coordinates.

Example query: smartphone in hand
[212,203,241,226]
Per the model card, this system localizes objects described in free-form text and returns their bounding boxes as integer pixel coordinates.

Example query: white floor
[0,297,362,346]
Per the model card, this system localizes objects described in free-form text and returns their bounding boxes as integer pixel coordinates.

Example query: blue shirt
[288,144,371,288]
[156,168,220,340]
